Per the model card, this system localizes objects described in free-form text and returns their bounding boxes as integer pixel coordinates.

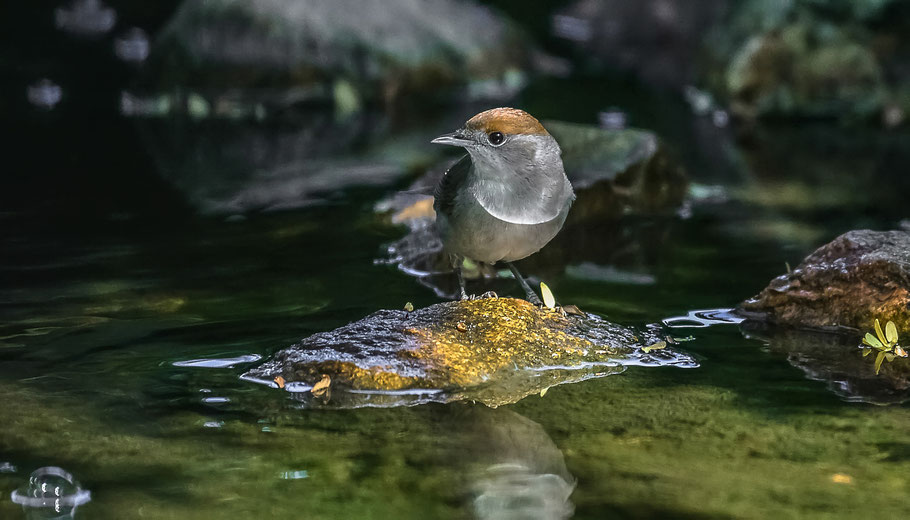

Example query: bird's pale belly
[437,202,569,264]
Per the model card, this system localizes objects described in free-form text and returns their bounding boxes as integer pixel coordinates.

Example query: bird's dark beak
[431,130,472,147]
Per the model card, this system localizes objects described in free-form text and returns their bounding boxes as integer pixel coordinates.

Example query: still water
[2,80,910,518]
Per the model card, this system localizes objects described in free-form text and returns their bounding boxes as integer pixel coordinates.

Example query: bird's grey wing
[433,154,471,217]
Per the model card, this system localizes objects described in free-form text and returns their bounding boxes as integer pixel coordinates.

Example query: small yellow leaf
[862,348,873,357]
[875,351,886,375]
[539,387,548,397]
[642,340,667,353]
[540,282,556,309]
[311,374,331,396]
[404,302,414,312]
[863,333,884,349]
[886,320,898,344]
[273,376,286,389]
[874,319,887,345]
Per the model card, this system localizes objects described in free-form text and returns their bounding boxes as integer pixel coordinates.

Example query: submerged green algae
[3,330,910,520]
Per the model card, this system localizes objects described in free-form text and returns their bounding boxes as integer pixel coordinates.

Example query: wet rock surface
[379,123,688,296]
[738,230,910,332]
[148,0,530,105]
[243,298,696,408]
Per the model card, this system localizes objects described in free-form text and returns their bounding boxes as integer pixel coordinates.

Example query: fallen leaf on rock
[562,304,584,316]
[642,341,667,353]
[273,376,286,389]
[311,374,331,396]
[540,282,556,309]
[456,321,467,332]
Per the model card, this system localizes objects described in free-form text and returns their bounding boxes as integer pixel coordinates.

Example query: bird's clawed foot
[460,290,498,301]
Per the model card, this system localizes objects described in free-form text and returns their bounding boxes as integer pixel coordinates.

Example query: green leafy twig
[861,319,907,374]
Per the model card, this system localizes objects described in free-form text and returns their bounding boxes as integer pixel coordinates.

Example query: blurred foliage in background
[2,0,909,221]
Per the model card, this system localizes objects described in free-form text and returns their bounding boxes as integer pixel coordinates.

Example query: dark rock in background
[706,1,902,122]
[552,0,727,87]
[738,230,910,332]
[548,0,910,124]
[146,0,532,107]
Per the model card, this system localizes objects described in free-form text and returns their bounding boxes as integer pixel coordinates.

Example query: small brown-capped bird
[431,108,574,303]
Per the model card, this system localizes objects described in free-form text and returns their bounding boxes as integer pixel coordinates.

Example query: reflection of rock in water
[10,467,92,520]
[137,112,395,214]
[741,322,910,405]
[136,110,468,214]
[242,298,697,408]
[446,406,575,520]
[379,123,688,297]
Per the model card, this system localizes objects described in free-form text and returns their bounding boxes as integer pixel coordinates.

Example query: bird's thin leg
[452,256,469,300]
[455,265,470,300]
[507,262,542,305]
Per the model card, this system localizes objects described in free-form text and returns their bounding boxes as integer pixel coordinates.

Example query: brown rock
[738,230,910,331]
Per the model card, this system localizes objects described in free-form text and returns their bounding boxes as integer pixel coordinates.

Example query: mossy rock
[243,298,695,407]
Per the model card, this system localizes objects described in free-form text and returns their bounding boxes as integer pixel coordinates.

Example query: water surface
[2,81,910,518]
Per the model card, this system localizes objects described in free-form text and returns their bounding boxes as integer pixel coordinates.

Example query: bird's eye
[487,131,504,146]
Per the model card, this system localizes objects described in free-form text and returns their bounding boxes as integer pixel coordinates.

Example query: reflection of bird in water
[473,462,575,520]
[432,108,575,303]
[435,405,575,520]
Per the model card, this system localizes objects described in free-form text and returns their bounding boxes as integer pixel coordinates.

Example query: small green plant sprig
[861,318,908,374]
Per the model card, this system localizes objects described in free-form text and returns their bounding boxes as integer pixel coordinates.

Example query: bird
[431,107,575,304]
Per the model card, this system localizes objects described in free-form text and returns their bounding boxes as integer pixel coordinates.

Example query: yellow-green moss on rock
[244,297,695,407]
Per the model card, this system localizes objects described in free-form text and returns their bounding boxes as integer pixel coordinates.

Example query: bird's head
[432,108,562,176]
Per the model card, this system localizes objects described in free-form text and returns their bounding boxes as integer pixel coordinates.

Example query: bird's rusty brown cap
[465,107,549,136]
